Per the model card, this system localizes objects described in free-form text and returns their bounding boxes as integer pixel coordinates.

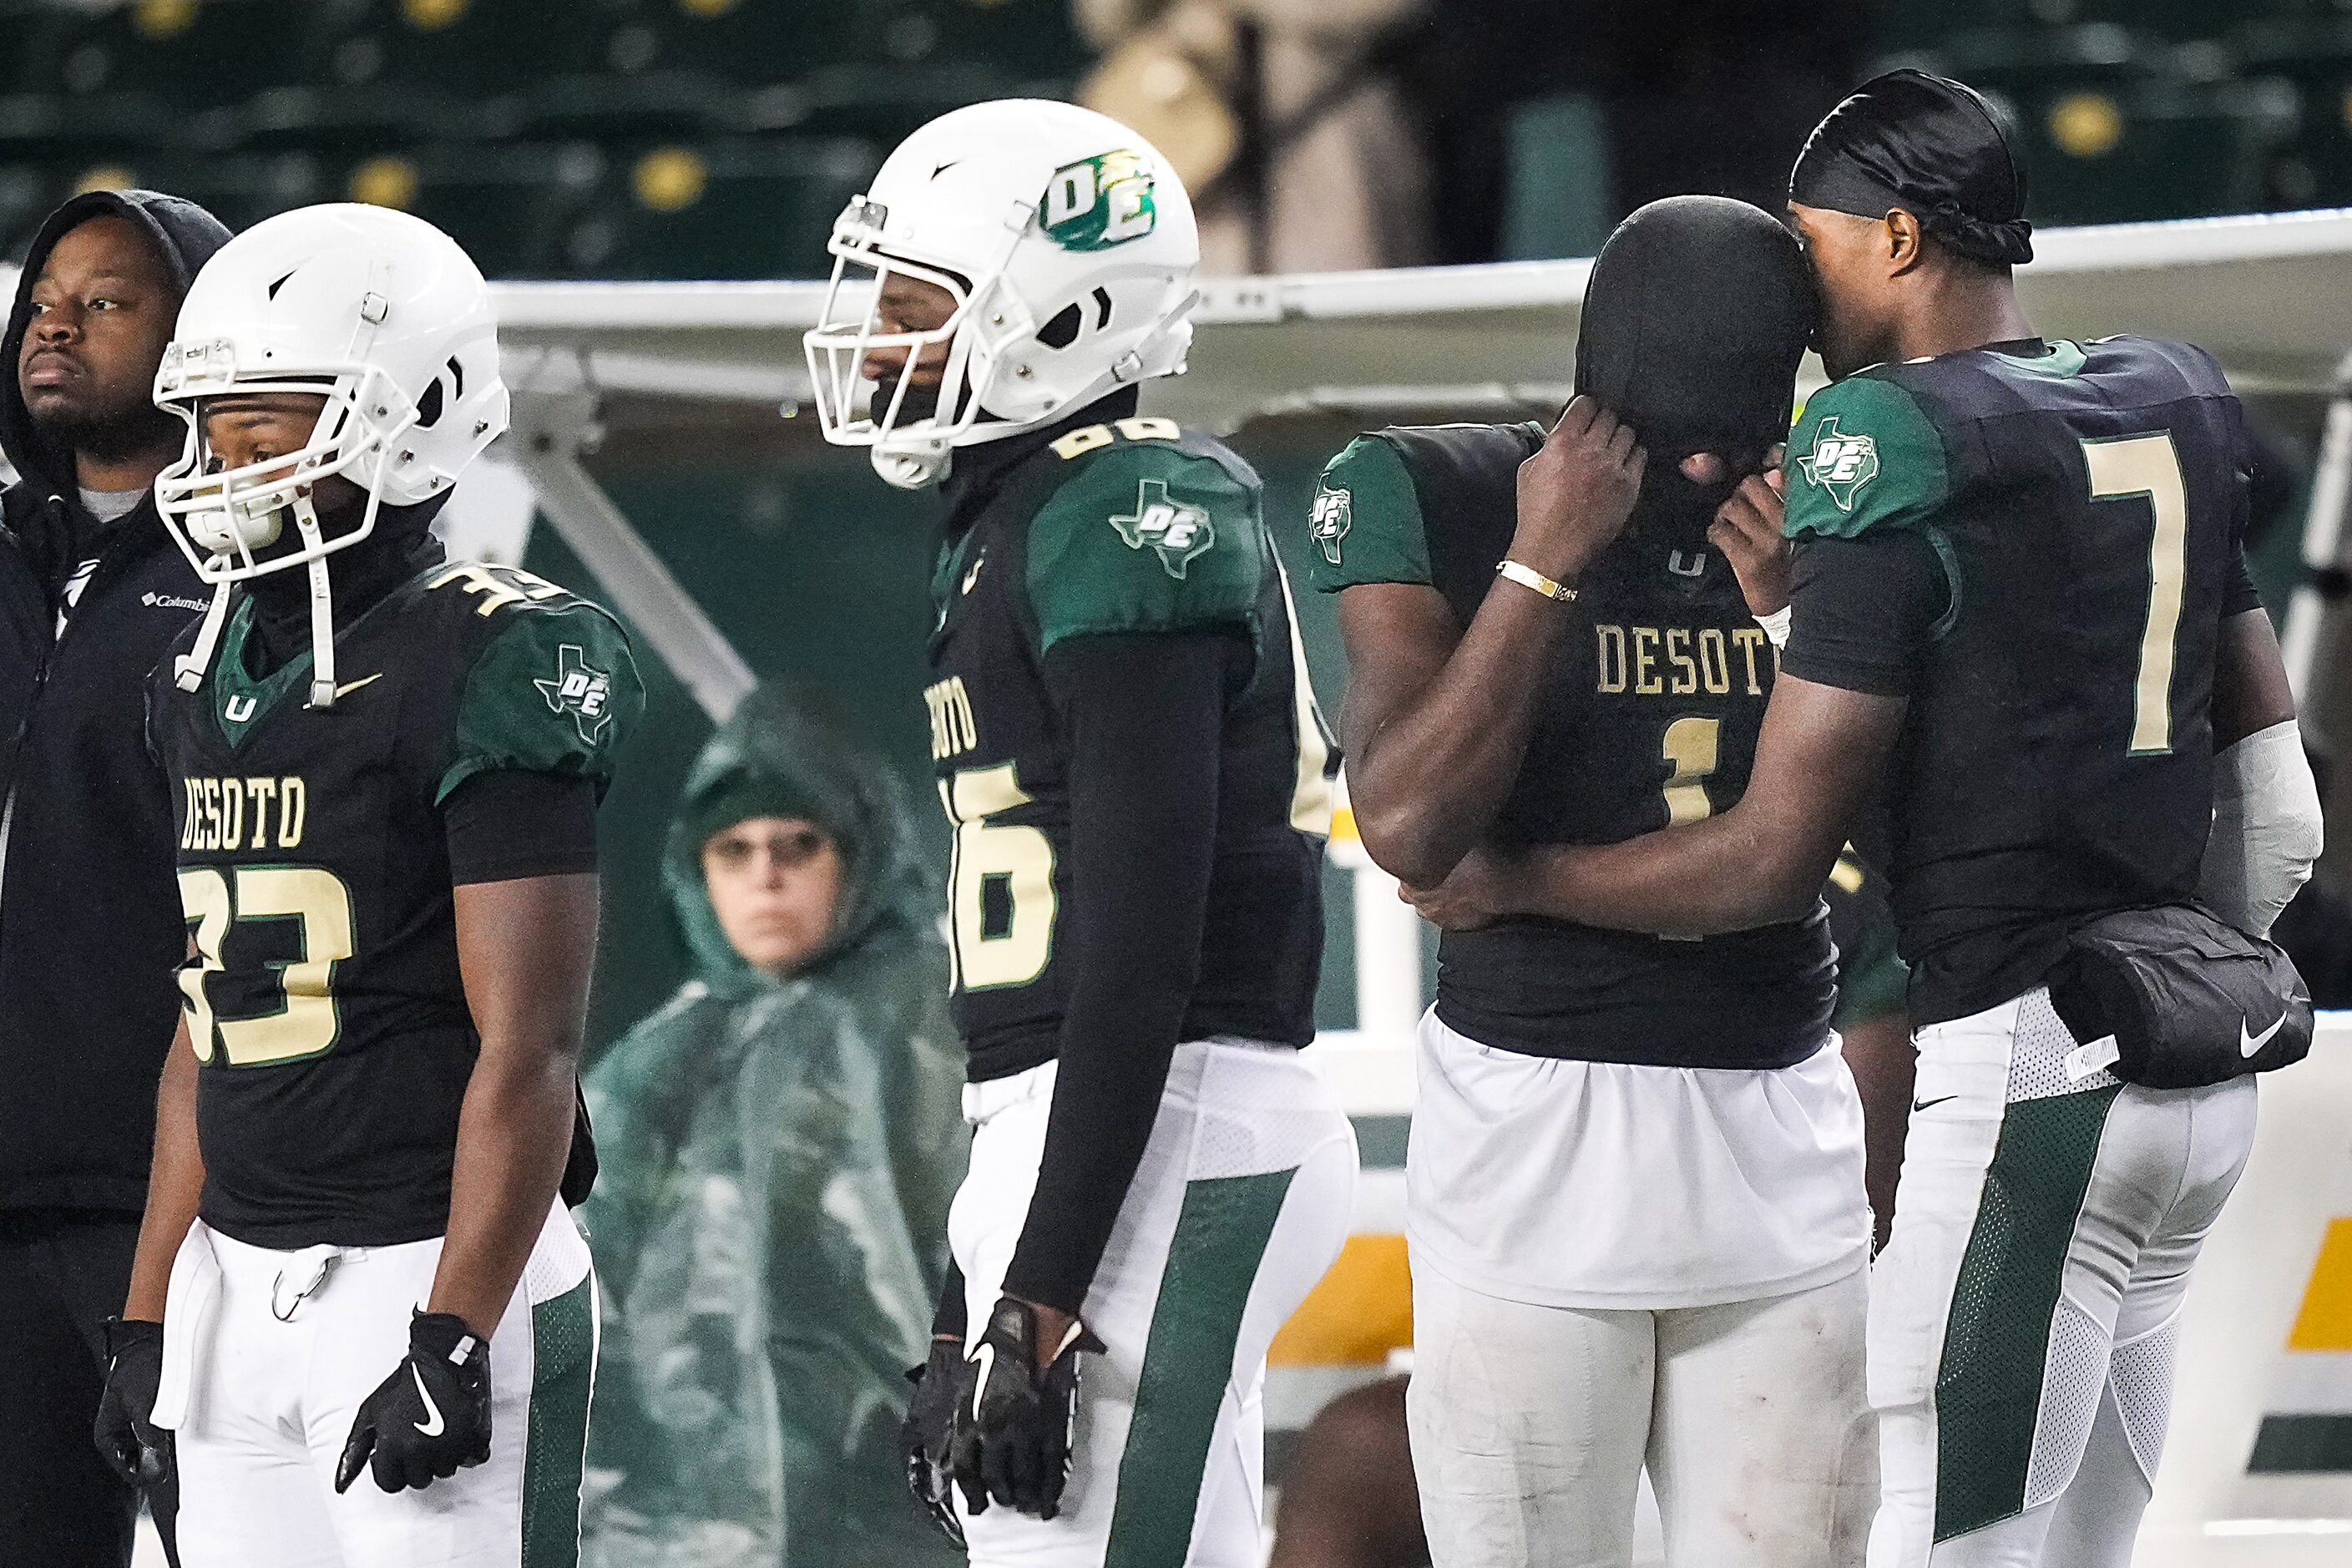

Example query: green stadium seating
[336,139,607,277]
[2016,78,2299,224]
[301,0,603,103]
[569,136,874,280]
[2233,16,2352,206]
[18,0,300,109]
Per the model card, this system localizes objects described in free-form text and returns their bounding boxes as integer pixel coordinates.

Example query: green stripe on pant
[523,1275,597,1568]
[1935,1086,2121,1540]
[1105,1168,1299,1568]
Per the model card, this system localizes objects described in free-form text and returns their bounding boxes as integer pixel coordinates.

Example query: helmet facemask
[803,197,1038,490]
[154,342,435,710]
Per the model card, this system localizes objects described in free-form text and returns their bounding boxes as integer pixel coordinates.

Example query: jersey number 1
[2083,432,2188,756]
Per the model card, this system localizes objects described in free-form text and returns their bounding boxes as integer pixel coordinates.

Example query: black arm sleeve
[1780,529,1951,697]
[932,1257,969,1340]
[997,630,1239,1314]
[442,768,600,885]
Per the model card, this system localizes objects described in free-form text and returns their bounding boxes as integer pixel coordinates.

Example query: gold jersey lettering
[1698,629,1732,695]
[247,778,279,849]
[427,562,566,619]
[1631,626,1663,695]
[278,776,307,849]
[924,676,979,761]
[1732,627,1769,695]
[1665,627,1698,696]
[1594,625,1627,695]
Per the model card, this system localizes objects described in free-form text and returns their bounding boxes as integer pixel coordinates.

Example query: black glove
[334,1310,492,1495]
[94,1317,175,1492]
[903,1337,969,1545]
[949,1296,1103,1521]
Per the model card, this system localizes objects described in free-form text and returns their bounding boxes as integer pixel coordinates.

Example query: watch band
[1496,559,1578,604]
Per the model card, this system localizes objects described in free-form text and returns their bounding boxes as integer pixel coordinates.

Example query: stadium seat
[301,0,604,103]
[917,0,1088,89]
[2019,78,2299,224]
[613,0,885,83]
[336,140,606,278]
[565,136,874,280]
[2234,17,2352,206]
[19,0,304,110]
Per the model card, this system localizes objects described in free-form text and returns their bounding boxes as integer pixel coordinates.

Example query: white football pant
[154,1201,597,1568]
[1408,1263,1875,1568]
[948,1039,1358,1568]
[1865,989,2258,1568]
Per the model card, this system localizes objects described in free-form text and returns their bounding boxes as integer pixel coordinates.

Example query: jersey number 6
[177,866,357,1065]
[939,764,1058,991]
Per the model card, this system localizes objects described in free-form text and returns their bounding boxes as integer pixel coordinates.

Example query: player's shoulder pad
[1308,432,1430,594]
[1784,372,1952,542]
[1026,417,1265,653]
[432,560,645,805]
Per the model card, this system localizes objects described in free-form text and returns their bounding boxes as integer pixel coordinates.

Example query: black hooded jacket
[0,190,230,1213]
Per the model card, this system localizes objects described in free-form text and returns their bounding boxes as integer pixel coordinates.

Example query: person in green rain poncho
[579,684,966,1568]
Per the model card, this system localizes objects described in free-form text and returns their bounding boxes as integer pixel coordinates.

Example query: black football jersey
[925,414,1338,1082]
[1311,422,1836,1067]
[151,559,643,1247]
[1783,336,2258,1024]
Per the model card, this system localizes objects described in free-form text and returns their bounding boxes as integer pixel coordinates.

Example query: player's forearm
[430,1044,578,1338]
[124,1020,204,1323]
[1504,809,1828,937]
[1005,633,1226,1316]
[1350,580,1576,886]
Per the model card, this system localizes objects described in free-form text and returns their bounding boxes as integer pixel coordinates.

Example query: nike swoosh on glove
[903,1338,969,1545]
[335,1310,492,1495]
[93,1317,174,1493]
[950,1297,1104,1520]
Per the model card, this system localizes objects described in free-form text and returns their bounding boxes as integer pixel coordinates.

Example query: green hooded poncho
[579,685,965,1568]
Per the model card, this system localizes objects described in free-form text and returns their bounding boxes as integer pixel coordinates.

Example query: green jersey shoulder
[1308,432,1431,592]
[427,560,646,803]
[1784,371,1954,542]
[1024,415,1267,652]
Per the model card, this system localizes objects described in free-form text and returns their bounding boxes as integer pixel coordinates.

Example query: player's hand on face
[1400,848,1510,932]
[903,1336,969,1545]
[1511,396,1646,586]
[1705,456,1792,617]
[93,1317,175,1494]
[949,1296,1102,1520]
[334,1310,493,1495]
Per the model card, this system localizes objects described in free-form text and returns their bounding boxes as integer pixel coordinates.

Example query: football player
[1317,196,1874,1567]
[1406,72,2323,1568]
[804,99,1358,1565]
[96,204,644,1566]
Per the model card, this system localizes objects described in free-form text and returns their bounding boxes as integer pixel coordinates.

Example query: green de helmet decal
[534,643,618,745]
[1796,416,1882,512]
[1110,477,1216,578]
[1308,483,1353,565]
[1040,150,1157,251]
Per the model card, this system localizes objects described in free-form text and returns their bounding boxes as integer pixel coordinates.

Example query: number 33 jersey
[926,415,1340,1083]
[149,559,644,1247]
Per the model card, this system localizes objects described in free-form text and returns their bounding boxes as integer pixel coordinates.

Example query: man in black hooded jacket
[0,188,229,1568]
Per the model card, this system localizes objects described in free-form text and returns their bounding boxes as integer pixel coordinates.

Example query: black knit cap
[1790,68,2034,266]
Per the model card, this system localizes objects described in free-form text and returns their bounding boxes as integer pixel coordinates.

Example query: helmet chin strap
[174,579,236,694]
[293,491,338,709]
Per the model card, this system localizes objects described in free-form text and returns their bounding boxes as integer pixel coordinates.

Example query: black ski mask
[1573,195,1814,549]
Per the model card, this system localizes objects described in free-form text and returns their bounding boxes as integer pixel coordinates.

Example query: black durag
[1574,195,1815,545]
[1790,68,2034,266]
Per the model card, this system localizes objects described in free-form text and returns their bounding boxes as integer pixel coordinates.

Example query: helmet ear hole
[413,377,446,429]
[1092,287,1113,328]
[1035,303,1082,350]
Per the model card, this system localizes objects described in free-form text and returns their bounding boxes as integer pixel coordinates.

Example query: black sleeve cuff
[443,769,599,885]
[1781,530,1950,698]
[2222,544,2262,618]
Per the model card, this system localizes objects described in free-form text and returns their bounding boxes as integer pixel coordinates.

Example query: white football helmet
[153,203,508,706]
[804,99,1201,489]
